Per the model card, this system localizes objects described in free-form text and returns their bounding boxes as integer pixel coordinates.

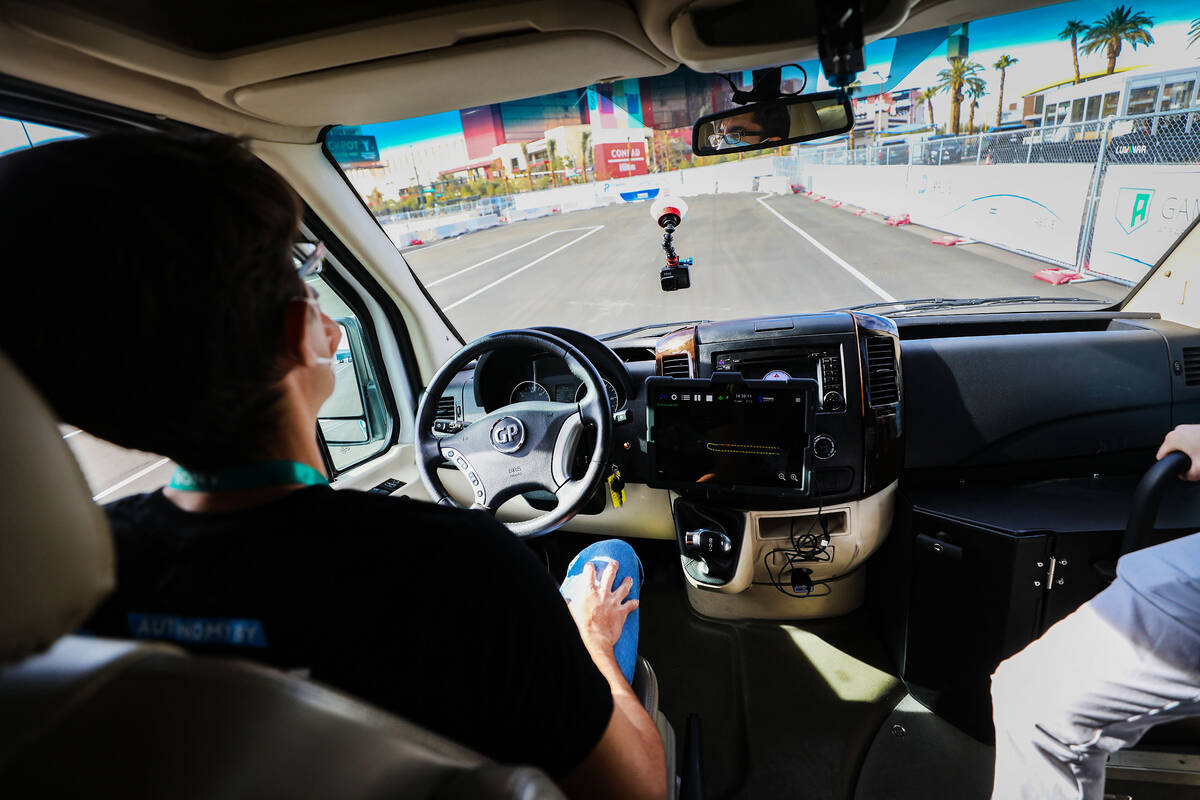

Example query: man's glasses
[707,129,763,148]
[295,241,326,277]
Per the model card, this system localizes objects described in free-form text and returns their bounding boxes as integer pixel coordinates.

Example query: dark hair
[752,105,791,140]
[0,132,304,470]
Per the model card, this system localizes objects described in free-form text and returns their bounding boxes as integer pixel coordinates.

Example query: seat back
[0,351,564,799]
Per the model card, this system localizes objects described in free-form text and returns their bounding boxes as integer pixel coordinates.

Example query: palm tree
[967,84,986,132]
[1080,5,1154,76]
[546,138,559,188]
[1188,17,1200,49]
[920,87,938,130]
[580,130,593,179]
[1058,19,1089,84]
[935,58,985,135]
[991,54,1018,128]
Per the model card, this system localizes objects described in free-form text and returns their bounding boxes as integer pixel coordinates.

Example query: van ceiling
[46,0,485,54]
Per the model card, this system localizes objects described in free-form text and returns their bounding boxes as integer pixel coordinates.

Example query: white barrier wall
[513,183,600,212]
[906,164,1093,265]
[379,157,796,245]
[803,165,909,218]
[1088,165,1200,284]
[794,162,1094,266]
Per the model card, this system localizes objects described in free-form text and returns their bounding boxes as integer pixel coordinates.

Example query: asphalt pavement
[404,191,1117,341]
[70,190,1120,501]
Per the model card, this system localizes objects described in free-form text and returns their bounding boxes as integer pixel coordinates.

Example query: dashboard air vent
[613,346,657,362]
[864,336,899,406]
[661,353,692,378]
[435,395,456,420]
[1184,347,1200,386]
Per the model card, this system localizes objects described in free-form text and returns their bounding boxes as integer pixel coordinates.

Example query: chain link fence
[793,108,1200,169]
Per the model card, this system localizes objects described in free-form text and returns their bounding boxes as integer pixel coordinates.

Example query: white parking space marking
[443,226,605,311]
[756,196,897,303]
[426,227,601,288]
[92,457,171,502]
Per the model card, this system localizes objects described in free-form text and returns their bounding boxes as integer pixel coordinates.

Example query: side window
[0,117,83,156]
[0,119,174,501]
[306,269,393,472]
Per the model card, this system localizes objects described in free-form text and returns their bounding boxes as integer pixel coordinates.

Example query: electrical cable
[762,482,834,598]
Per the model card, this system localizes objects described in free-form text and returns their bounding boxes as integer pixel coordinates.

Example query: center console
[650,311,902,619]
[646,376,817,498]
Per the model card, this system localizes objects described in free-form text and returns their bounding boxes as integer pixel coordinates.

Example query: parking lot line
[92,457,171,502]
[756,196,897,303]
[443,226,604,311]
[426,226,601,288]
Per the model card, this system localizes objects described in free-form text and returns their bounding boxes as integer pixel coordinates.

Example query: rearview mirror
[691,91,853,156]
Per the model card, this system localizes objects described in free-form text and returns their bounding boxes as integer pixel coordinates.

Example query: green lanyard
[168,460,329,492]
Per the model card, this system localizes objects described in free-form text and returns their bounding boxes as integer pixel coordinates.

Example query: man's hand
[565,561,638,657]
[1157,424,1200,481]
[561,559,666,800]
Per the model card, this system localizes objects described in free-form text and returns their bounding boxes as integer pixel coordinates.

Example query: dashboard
[420,308,1200,633]
[432,312,902,510]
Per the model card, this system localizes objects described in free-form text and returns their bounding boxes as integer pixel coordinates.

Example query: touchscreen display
[647,379,813,491]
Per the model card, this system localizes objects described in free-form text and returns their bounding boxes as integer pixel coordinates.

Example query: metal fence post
[1075,116,1114,276]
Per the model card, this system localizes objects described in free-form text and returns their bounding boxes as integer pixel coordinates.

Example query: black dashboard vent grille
[864,336,899,406]
[661,353,692,378]
[436,395,456,420]
[1184,347,1200,386]
[613,346,657,362]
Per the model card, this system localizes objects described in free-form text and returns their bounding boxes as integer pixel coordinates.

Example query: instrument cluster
[476,350,625,413]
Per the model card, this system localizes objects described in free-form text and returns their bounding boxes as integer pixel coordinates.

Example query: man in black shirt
[0,133,665,799]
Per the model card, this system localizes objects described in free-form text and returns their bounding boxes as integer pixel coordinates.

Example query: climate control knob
[822,391,845,412]
[813,434,837,460]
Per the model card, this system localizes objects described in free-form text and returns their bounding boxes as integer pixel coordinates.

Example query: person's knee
[991,649,1046,728]
[577,538,638,567]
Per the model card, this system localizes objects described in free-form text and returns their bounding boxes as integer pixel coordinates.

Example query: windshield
[329,0,1200,339]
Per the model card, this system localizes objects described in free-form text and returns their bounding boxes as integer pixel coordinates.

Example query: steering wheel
[414,329,613,537]
[1095,450,1192,579]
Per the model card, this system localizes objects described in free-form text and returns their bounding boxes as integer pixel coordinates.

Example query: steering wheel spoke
[438,436,492,509]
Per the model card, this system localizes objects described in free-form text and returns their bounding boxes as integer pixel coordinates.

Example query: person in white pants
[991,425,1200,799]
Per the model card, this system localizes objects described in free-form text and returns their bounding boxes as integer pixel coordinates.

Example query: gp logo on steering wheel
[490,416,525,454]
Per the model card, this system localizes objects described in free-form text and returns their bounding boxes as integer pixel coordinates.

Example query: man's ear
[278,300,309,366]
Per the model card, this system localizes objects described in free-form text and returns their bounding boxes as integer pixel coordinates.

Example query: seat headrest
[0,351,114,665]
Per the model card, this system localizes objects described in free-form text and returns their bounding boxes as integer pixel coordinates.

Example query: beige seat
[0,350,566,799]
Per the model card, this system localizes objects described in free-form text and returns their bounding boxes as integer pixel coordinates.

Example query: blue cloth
[560,539,642,685]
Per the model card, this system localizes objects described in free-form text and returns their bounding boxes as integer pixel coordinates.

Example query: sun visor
[636,0,916,73]
[4,0,676,131]
[232,31,674,127]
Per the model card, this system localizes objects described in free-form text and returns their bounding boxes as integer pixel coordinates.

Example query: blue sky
[367,111,464,150]
[365,0,1199,148]
[969,0,1194,52]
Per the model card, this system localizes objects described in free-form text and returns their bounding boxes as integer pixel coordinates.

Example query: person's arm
[562,561,667,800]
[1157,424,1200,481]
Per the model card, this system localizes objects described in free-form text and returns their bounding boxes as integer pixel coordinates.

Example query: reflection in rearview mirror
[692,91,854,157]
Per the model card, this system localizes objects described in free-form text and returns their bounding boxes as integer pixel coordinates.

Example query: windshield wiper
[599,319,711,340]
[843,295,1112,315]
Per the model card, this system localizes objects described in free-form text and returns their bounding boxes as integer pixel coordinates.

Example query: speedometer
[575,378,620,410]
[509,380,550,403]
